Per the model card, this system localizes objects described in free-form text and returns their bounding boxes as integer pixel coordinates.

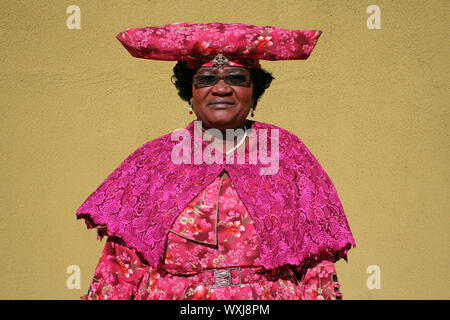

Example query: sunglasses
[193,69,252,88]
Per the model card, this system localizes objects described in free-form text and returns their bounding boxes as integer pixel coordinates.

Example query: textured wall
[0,0,448,299]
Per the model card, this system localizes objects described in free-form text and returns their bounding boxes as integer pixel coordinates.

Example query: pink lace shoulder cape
[76,120,356,270]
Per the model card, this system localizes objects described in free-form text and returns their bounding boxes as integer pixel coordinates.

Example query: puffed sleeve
[81,236,149,300]
[299,260,343,300]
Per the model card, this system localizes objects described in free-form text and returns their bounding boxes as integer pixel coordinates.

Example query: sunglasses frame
[193,68,252,89]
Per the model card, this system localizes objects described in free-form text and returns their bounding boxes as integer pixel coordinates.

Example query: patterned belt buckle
[205,267,242,288]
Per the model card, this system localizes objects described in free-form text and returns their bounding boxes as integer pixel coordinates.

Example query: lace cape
[76,120,356,270]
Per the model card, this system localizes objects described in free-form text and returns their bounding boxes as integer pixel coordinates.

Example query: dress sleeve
[299,260,343,300]
[81,236,149,300]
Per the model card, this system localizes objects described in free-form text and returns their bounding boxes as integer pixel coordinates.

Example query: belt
[204,267,262,289]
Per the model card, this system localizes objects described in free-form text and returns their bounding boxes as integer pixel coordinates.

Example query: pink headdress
[116,22,322,69]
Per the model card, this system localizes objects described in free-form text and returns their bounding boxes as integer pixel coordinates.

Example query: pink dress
[82,175,343,300]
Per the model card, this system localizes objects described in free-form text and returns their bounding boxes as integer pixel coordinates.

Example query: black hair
[171,60,274,110]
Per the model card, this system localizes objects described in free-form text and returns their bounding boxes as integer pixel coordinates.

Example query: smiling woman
[191,65,254,133]
[172,61,274,123]
[77,22,355,300]
[171,60,274,155]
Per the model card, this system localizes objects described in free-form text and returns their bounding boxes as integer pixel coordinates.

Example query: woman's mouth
[207,100,236,108]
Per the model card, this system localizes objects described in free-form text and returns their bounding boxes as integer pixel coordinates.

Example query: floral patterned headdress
[116,22,322,69]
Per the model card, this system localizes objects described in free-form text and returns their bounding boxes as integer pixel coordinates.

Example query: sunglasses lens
[224,74,250,86]
[194,75,217,87]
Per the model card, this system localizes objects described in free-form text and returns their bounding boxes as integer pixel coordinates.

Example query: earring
[189,100,194,115]
[251,107,255,117]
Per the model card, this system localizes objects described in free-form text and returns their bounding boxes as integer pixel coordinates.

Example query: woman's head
[171,61,274,130]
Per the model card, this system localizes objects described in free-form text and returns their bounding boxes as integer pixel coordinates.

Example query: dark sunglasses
[193,71,252,88]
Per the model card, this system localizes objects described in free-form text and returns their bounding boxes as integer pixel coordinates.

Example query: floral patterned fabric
[116,22,322,68]
[76,120,356,272]
[82,176,343,300]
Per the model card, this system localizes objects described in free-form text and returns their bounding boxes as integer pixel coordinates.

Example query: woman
[77,22,356,300]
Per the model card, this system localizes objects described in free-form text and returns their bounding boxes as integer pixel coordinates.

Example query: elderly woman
[77,22,356,300]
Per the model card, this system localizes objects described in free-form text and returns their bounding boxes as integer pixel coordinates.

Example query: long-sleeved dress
[82,174,343,300]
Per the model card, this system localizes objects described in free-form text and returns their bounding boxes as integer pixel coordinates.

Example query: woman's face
[190,66,254,131]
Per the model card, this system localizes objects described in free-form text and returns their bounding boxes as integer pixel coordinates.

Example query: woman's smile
[207,99,237,108]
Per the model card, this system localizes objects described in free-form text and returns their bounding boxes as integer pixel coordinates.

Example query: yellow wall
[0,0,448,299]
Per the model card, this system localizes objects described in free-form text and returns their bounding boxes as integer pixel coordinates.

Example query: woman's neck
[198,120,248,142]
[194,120,249,153]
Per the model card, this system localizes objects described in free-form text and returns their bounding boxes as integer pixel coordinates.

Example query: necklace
[198,123,248,156]
[225,125,248,156]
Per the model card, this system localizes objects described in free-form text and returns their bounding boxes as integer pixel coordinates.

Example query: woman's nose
[211,79,232,95]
